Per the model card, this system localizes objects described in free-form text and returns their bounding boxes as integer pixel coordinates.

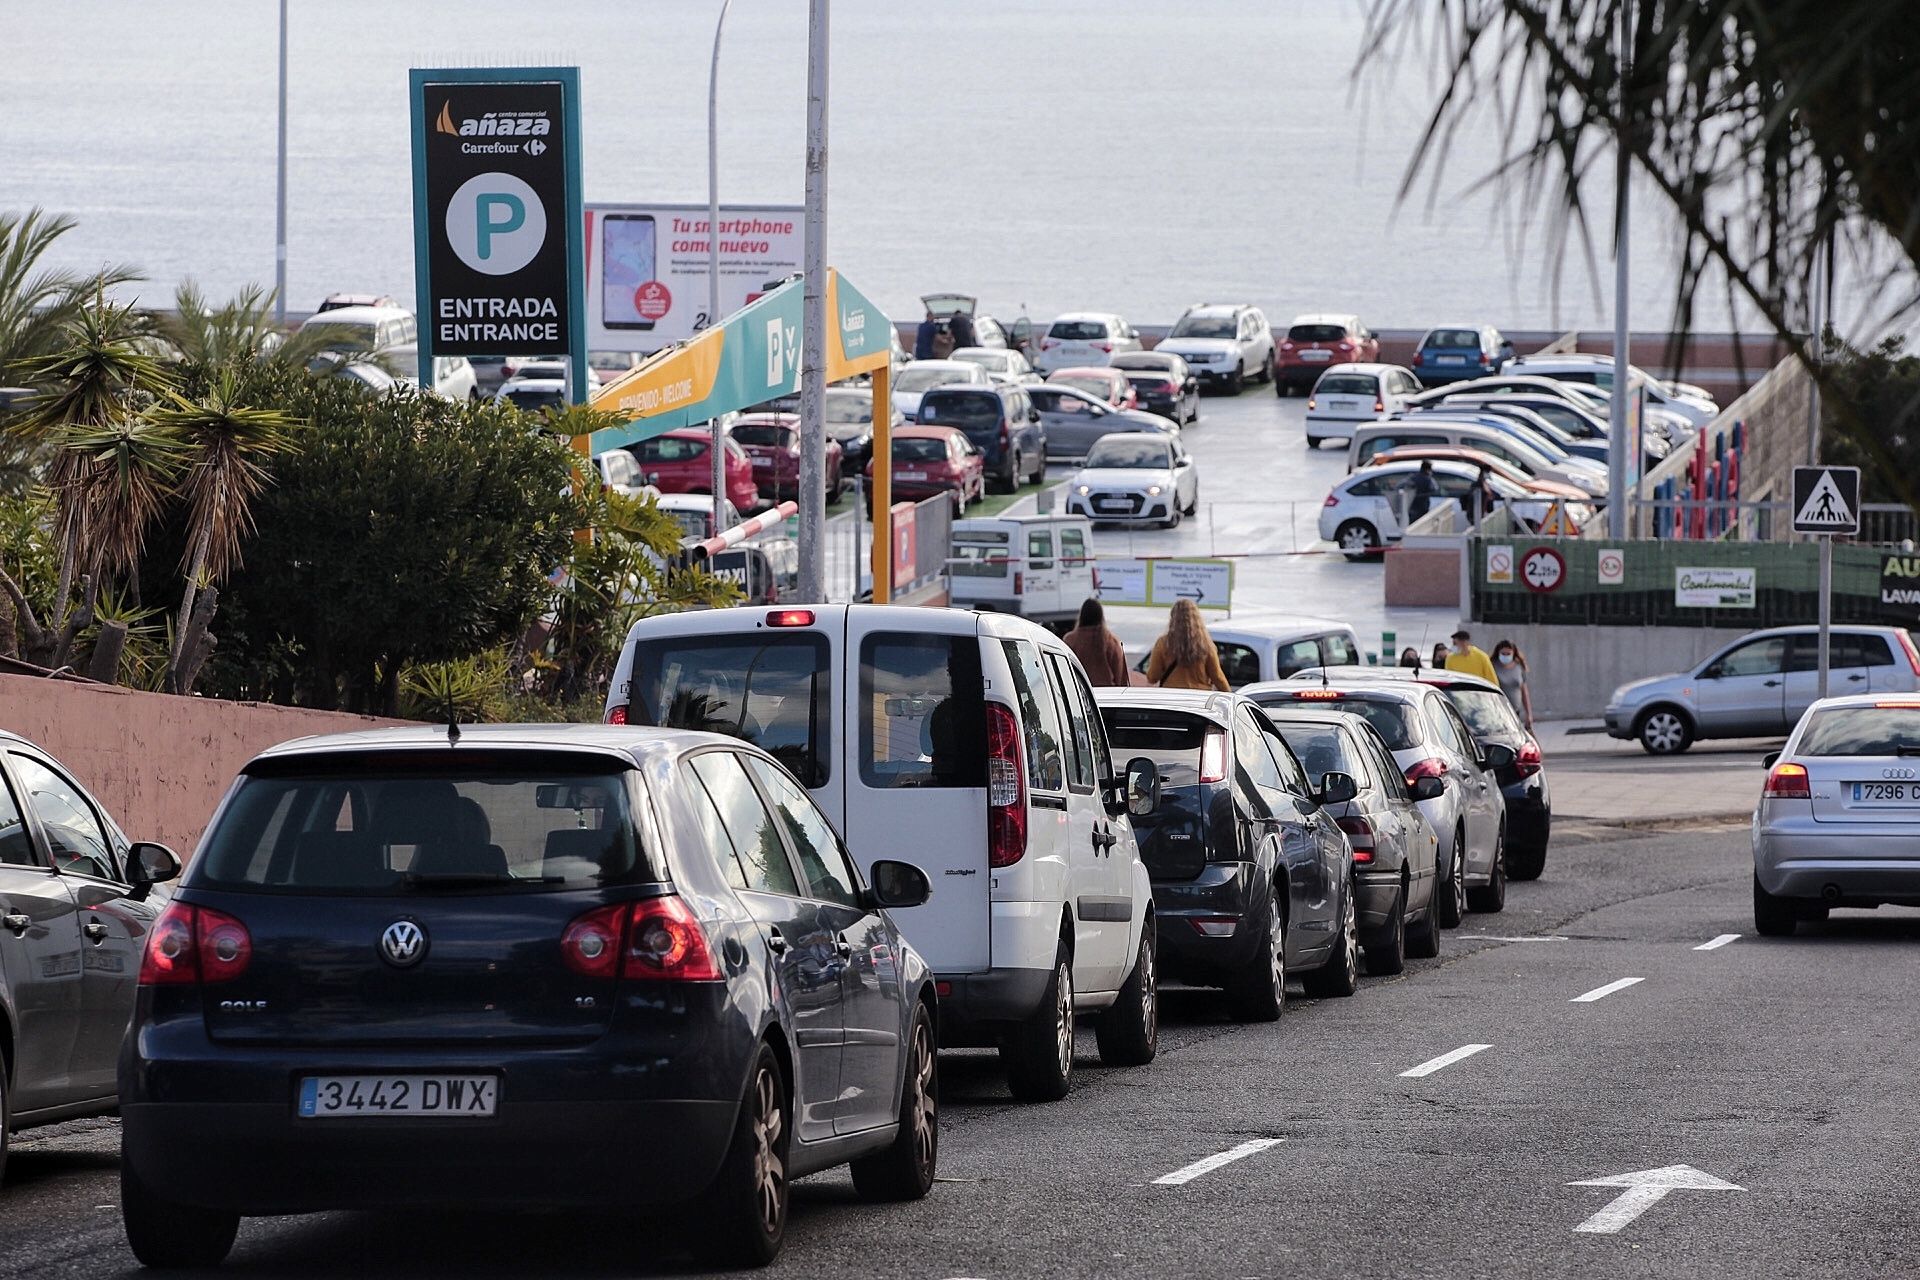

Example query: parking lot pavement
[8,821,1918,1279]
[1535,720,1785,826]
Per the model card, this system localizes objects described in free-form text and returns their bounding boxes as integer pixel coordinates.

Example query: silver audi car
[1752,694,1920,936]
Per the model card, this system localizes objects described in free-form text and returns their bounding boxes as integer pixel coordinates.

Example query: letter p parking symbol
[446,173,547,276]
[475,194,524,260]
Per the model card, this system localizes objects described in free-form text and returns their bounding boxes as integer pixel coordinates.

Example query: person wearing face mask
[1432,643,1450,671]
[1399,647,1423,670]
[1493,638,1534,729]
[1443,627,1499,685]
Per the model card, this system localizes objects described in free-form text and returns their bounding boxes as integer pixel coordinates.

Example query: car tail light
[1323,494,1339,508]
[1280,340,1296,351]
[1335,815,1375,864]
[1041,338,1057,350]
[935,980,953,998]
[1479,353,1493,367]
[1306,397,1317,410]
[605,704,629,725]
[1373,399,1384,413]
[999,420,1011,444]
[767,609,814,627]
[1899,630,1920,676]
[1405,757,1448,790]
[562,903,625,979]
[623,896,722,980]
[1334,341,1352,351]
[1763,762,1811,799]
[1094,342,1112,353]
[1514,737,1543,779]
[1199,731,1227,784]
[1411,351,1423,367]
[140,902,252,986]
[986,702,1028,868]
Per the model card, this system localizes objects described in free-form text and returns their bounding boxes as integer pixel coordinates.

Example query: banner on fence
[1675,566,1756,609]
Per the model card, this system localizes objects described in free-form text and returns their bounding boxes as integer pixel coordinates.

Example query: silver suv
[1155,303,1275,393]
[1605,625,1920,753]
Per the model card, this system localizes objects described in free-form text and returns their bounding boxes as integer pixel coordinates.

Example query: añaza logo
[435,100,552,138]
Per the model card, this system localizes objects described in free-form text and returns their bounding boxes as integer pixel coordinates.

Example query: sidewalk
[1532,718,1780,827]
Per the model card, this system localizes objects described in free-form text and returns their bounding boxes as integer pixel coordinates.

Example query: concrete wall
[1385,546,1463,608]
[0,676,403,858]
[1477,623,1753,721]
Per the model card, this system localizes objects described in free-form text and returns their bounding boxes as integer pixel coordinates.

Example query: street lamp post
[274,0,289,327]
[707,0,734,537]
[797,0,830,601]
[1606,0,1633,540]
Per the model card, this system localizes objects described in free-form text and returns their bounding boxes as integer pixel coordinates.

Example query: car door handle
[1763,679,1782,687]
[2,913,28,934]
[834,934,854,959]
[1847,674,1867,682]
[83,921,108,942]
[766,927,788,956]
[1092,825,1116,853]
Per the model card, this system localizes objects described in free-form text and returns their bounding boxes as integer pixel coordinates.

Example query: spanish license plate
[1437,354,1466,364]
[1302,350,1332,361]
[895,469,926,481]
[1328,398,1356,409]
[1852,782,1920,805]
[298,1075,497,1119]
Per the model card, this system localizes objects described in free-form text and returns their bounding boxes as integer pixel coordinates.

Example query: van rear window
[859,633,986,789]
[951,530,1010,578]
[625,633,831,786]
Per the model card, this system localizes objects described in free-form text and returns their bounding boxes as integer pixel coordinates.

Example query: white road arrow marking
[1695,933,1740,951]
[1569,1164,1744,1234]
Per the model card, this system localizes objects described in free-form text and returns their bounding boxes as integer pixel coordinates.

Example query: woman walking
[1144,598,1231,691]
[1493,638,1534,729]
[1063,598,1130,687]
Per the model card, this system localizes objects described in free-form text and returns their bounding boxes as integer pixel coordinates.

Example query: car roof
[1295,664,1503,693]
[904,359,978,372]
[1051,311,1120,322]
[1209,616,1352,643]
[1050,366,1121,378]
[1315,362,1400,376]
[950,346,1011,358]
[1242,678,1434,706]
[1093,686,1239,725]
[1345,459,1480,481]
[732,412,798,426]
[1289,313,1361,326]
[897,423,965,438]
[1085,431,1171,447]
[1802,692,1920,713]
[301,305,410,325]
[245,723,717,770]
[652,492,724,511]
[499,378,565,391]
[1181,303,1249,316]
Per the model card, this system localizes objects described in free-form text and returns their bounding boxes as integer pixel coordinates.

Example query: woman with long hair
[1492,637,1534,729]
[1063,597,1129,687]
[1144,598,1231,691]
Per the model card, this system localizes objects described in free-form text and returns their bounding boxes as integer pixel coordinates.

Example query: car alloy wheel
[1266,893,1286,1006]
[1337,520,1379,557]
[1450,841,1468,921]
[1137,935,1158,1044]
[1640,710,1689,754]
[1053,956,1075,1080]
[907,1018,935,1171]
[750,1062,786,1237]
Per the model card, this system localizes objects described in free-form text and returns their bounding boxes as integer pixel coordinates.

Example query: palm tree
[156,281,377,377]
[146,373,297,693]
[0,208,140,383]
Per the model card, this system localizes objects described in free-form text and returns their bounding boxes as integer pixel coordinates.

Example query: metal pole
[1818,534,1832,699]
[1806,229,1830,467]
[274,0,289,326]
[1606,0,1632,541]
[871,362,891,603]
[796,0,830,602]
[707,0,733,536]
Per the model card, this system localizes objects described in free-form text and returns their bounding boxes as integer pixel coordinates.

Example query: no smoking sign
[1521,546,1566,593]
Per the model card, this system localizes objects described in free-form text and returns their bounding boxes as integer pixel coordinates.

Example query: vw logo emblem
[380,920,427,968]
[1883,767,1917,780]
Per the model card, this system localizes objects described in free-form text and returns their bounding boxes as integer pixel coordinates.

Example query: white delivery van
[604,604,1160,1100]
[947,515,1096,629]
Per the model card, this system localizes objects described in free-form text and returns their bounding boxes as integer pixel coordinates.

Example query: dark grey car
[1031,384,1179,462]
[1264,709,1442,973]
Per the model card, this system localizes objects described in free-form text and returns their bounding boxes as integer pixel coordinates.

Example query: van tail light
[140,902,252,986]
[1199,730,1228,784]
[1763,762,1811,800]
[1335,815,1375,864]
[605,704,628,725]
[999,420,1011,444]
[1405,757,1448,790]
[1899,629,1920,677]
[1013,571,1023,594]
[986,702,1028,867]
[1514,737,1543,779]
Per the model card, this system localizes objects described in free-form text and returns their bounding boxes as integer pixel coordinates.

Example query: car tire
[1260,353,1276,384]
[1364,882,1408,976]
[1404,880,1442,959]
[1002,943,1074,1102]
[1508,843,1547,881]
[1027,448,1046,486]
[1228,362,1246,394]
[1228,887,1287,1022]
[1094,927,1158,1067]
[1300,885,1360,998]
[849,1003,938,1202]
[698,1043,791,1267]
[1335,520,1380,561]
[1183,487,1198,516]
[0,1059,9,1186]
[1275,376,1290,398]
[1436,833,1467,928]
[1636,707,1695,754]
[1305,435,1321,450]
[1753,874,1798,937]
[1467,828,1507,913]
[121,1162,241,1270]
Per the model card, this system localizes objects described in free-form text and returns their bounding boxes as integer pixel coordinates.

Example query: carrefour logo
[445,173,547,276]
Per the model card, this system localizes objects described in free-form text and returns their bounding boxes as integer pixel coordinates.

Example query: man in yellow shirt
[1444,627,1500,685]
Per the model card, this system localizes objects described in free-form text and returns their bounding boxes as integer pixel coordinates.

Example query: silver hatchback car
[1753,694,1920,935]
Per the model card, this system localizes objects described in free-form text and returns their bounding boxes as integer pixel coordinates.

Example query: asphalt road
[6,817,1917,1279]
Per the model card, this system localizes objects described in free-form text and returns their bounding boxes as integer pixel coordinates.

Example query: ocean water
[4,0,1713,333]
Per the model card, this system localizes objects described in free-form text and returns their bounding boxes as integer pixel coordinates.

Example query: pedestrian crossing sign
[1791,466,1860,534]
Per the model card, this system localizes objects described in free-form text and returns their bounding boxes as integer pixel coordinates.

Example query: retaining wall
[1474,623,1752,721]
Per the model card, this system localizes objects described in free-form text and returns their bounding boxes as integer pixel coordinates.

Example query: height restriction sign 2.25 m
[410,67,584,369]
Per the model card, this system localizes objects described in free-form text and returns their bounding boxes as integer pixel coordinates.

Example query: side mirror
[1315,771,1358,806]
[868,859,932,910]
[126,841,182,900]
[1762,751,1780,768]
[1410,774,1447,802]
[1481,742,1516,771]
[1124,756,1161,817]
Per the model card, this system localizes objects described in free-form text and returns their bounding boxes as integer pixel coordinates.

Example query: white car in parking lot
[1504,353,1720,427]
[951,346,1039,385]
[1154,303,1274,391]
[892,359,989,421]
[1065,432,1199,529]
[1318,458,1591,557]
[1306,364,1422,448]
[1033,312,1143,374]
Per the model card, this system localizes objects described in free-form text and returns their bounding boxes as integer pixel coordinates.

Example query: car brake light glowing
[1763,761,1811,799]
[623,896,722,980]
[1405,757,1448,789]
[986,702,1028,867]
[1874,699,1920,709]
[1199,731,1227,783]
[140,902,252,986]
[1514,737,1543,779]
[1335,815,1375,863]
[1899,630,1920,677]
[1294,689,1342,699]
[766,609,814,627]
[605,704,628,725]
[562,903,625,979]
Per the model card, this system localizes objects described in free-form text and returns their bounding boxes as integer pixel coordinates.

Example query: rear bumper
[1754,823,1920,903]
[1502,775,1552,851]
[1352,869,1403,936]
[1151,864,1266,979]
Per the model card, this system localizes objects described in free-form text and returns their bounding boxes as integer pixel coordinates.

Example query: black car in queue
[1110,350,1200,425]
[1094,689,1360,1021]
[1262,708,1443,973]
[118,726,939,1270]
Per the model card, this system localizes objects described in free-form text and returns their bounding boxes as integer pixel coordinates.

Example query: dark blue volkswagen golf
[119,726,939,1269]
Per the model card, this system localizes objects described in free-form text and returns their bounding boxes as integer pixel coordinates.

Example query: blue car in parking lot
[1411,324,1515,385]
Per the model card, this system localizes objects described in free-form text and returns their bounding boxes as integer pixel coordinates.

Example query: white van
[603,604,1160,1100]
[947,515,1096,628]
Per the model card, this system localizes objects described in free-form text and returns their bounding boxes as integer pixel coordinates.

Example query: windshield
[1254,694,1419,750]
[624,633,832,786]
[919,394,1000,431]
[193,758,647,894]
[730,423,792,448]
[824,395,872,425]
[1446,687,1521,737]
[1423,329,1480,348]
[1289,323,1348,343]
[1798,707,1920,756]
[1170,316,1236,339]
[1085,439,1171,470]
[896,365,973,393]
[894,437,949,462]
[1054,375,1115,400]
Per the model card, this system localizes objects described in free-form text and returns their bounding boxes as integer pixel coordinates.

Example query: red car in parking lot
[1277,314,1380,395]
[625,429,761,514]
[728,413,845,505]
[866,425,985,515]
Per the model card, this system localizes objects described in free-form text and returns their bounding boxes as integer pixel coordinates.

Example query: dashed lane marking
[1571,977,1645,1003]
[1151,1138,1285,1186]
[1399,1043,1493,1078]
[1694,933,1740,951]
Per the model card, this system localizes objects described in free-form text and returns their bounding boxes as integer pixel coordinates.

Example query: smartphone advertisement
[586,202,803,352]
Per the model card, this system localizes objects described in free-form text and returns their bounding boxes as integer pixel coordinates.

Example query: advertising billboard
[409,67,584,382]
[586,203,803,352]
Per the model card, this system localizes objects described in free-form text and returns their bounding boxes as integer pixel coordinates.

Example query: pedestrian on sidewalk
[1399,647,1423,670]
[1145,598,1231,691]
[1063,598,1129,687]
[1408,460,1437,524]
[1493,638,1535,729]
[1444,627,1499,685]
